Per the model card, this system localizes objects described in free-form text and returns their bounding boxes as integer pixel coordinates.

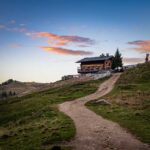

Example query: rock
[94,99,111,105]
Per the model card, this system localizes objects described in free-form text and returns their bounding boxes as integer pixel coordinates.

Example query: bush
[51,146,61,150]
[1,91,7,98]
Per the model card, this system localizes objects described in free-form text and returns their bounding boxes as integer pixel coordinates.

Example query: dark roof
[76,55,113,63]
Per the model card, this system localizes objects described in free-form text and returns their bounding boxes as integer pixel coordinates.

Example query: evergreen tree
[9,91,12,96]
[13,92,16,96]
[111,56,116,69]
[2,91,7,98]
[112,49,123,70]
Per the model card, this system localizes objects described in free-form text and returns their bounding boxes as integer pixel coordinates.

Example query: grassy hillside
[0,79,51,98]
[0,76,93,98]
[0,78,106,150]
[87,62,150,143]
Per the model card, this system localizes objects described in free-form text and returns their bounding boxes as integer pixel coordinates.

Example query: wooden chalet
[76,54,113,74]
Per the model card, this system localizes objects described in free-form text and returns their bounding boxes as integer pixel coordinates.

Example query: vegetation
[0,78,105,150]
[0,91,16,99]
[1,79,16,86]
[87,62,150,143]
[112,49,123,70]
[1,91,8,98]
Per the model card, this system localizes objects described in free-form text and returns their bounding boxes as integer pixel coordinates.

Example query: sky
[0,0,150,83]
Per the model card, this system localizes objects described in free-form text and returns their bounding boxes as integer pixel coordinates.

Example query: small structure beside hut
[61,75,78,81]
[145,53,149,63]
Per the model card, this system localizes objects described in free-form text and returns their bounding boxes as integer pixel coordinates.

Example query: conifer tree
[2,91,7,98]
[112,49,123,70]
[9,91,12,96]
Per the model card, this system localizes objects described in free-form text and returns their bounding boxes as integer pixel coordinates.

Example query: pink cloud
[41,46,93,55]
[128,40,150,53]
[28,32,95,47]
[0,22,94,56]
[28,32,95,56]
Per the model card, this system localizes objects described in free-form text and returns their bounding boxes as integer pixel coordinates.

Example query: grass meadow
[0,78,106,150]
[87,62,150,144]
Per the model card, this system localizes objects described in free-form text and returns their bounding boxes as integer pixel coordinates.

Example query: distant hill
[0,76,93,99]
[0,79,50,98]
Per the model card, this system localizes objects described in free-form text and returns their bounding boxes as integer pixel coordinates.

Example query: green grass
[0,78,106,150]
[87,62,150,144]
[87,103,150,143]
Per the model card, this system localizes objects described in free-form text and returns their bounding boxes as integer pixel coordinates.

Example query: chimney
[145,53,149,62]
[100,53,105,57]
[106,53,109,57]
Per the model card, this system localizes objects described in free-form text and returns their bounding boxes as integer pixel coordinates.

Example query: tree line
[0,91,16,99]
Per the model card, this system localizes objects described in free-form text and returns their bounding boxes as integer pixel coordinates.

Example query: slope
[0,78,105,150]
[87,62,150,143]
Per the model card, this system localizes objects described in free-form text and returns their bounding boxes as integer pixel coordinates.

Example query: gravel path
[59,74,149,150]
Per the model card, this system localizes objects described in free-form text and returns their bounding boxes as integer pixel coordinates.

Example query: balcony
[77,67,100,73]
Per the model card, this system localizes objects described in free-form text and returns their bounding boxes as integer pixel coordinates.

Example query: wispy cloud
[123,57,144,64]
[128,40,150,53]
[41,46,93,55]
[19,23,26,26]
[27,31,94,55]
[27,32,95,47]
[9,27,27,33]
[77,44,90,47]
[9,19,16,24]
[0,21,94,56]
[0,24,6,29]
[0,21,27,33]
[9,43,22,48]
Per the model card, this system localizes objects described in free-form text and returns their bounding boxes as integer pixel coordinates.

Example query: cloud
[28,32,95,47]
[9,20,16,24]
[28,32,95,56]
[41,46,93,55]
[0,21,27,33]
[10,27,27,33]
[10,43,22,48]
[128,40,150,53]
[0,25,27,33]
[19,23,26,26]
[0,22,94,56]
[0,24,6,29]
[77,44,90,47]
[123,57,144,64]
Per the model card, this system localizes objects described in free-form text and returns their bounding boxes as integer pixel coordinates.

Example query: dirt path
[59,74,149,150]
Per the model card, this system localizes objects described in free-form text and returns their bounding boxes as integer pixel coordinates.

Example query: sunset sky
[0,0,150,83]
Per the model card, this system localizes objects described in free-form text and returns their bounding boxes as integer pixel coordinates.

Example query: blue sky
[0,0,150,83]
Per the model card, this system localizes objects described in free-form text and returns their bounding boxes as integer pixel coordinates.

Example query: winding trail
[59,74,149,150]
